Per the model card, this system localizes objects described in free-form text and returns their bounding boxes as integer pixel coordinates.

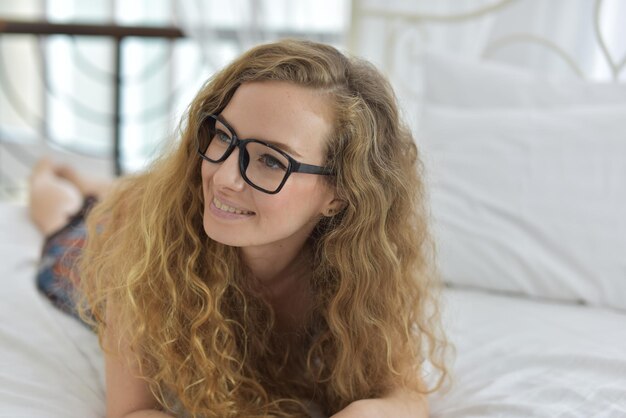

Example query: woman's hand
[330,389,428,418]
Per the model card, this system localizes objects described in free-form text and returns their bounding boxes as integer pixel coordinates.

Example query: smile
[212,197,255,215]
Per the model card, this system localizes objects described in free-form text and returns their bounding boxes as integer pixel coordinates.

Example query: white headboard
[349,0,625,82]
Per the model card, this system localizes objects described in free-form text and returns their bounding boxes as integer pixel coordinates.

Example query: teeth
[213,197,253,215]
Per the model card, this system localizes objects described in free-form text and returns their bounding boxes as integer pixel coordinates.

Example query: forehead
[220,81,332,159]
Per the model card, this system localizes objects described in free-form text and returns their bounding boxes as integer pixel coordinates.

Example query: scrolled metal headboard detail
[351,0,624,81]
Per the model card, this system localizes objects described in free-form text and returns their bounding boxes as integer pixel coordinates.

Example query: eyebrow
[218,115,303,158]
[262,139,303,158]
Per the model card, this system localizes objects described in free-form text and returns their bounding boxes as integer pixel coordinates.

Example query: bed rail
[0,19,185,176]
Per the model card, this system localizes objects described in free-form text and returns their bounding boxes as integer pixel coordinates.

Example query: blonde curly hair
[77,39,451,417]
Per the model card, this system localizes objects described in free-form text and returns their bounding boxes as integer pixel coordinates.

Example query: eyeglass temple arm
[292,162,333,175]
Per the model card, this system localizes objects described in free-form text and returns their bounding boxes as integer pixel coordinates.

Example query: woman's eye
[215,130,231,143]
[259,154,287,171]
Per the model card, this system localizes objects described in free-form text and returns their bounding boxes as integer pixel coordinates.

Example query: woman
[33,39,450,417]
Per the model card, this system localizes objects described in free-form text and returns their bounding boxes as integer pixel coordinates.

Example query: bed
[2,1,626,417]
[349,1,626,415]
[2,192,626,418]
[0,204,104,418]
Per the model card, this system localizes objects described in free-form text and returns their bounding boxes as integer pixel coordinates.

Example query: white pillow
[419,105,626,311]
[421,51,626,108]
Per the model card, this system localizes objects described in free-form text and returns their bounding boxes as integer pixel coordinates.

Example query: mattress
[1,202,625,417]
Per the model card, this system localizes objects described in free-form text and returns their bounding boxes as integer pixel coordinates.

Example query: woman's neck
[241,242,313,331]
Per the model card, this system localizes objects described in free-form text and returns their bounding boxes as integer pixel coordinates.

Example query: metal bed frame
[0,19,185,176]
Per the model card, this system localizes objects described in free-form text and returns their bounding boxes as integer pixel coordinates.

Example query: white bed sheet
[431,287,626,417]
[1,202,625,417]
[0,203,105,418]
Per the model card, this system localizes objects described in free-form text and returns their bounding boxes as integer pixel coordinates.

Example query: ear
[322,197,346,217]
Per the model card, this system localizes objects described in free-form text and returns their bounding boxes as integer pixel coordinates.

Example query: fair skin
[201,81,342,326]
[28,81,428,417]
[28,159,112,236]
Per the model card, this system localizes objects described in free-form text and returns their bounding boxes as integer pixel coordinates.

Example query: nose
[211,147,246,192]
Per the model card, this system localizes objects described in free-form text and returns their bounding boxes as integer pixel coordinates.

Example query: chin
[202,213,248,248]
[202,214,230,246]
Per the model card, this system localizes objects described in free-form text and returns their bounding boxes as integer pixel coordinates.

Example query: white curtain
[0,0,349,177]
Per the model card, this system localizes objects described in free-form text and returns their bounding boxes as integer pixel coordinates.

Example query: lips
[212,197,255,215]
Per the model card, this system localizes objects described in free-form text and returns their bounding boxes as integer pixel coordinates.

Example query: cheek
[201,160,216,183]
[254,193,292,221]
[256,181,327,224]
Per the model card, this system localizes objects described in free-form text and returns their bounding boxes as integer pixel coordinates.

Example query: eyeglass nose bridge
[236,140,251,177]
[219,136,253,184]
[230,138,292,194]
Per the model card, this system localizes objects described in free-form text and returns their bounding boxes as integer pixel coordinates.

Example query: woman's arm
[105,344,167,418]
[330,386,429,418]
[104,303,172,418]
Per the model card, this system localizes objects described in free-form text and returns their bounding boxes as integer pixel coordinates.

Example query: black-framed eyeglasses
[196,114,333,194]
